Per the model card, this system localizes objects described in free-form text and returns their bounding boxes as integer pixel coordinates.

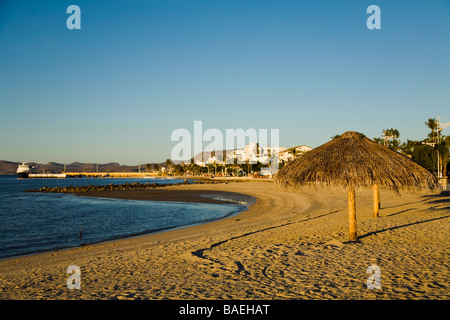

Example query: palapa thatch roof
[274,131,437,192]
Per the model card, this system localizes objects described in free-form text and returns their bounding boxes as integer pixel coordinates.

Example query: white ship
[16,163,31,178]
[17,162,66,178]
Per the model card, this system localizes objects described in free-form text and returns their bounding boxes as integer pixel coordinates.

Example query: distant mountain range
[0,150,234,174]
[0,160,166,174]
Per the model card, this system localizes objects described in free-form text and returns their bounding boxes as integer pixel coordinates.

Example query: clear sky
[1,0,449,165]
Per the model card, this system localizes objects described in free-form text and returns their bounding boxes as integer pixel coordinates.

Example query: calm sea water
[0,175,253,259]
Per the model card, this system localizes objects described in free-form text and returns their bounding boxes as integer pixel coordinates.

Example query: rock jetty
[25,179,221,193]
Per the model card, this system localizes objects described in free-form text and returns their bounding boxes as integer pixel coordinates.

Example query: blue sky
[1,0,449,164]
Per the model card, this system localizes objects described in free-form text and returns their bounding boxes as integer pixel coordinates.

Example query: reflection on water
[0,176,252,259]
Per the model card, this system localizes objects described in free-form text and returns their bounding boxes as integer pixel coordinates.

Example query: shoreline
[0,205,250,263]
[0,189,256,261]
[74,189,255,205]
[0,181,448,299]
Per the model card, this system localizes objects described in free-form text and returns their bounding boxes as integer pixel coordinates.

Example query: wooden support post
[373,184,380,218]
[348,186,358,241]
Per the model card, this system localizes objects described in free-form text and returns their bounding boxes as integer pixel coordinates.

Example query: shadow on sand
[359,215,450,240]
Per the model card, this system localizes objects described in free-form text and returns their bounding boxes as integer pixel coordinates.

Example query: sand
[74,189,251,205]
[0,180,448,300]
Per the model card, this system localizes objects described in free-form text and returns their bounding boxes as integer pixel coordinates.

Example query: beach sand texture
[0,181,448,299]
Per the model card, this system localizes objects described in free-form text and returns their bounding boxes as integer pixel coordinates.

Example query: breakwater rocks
[26,179,222,193]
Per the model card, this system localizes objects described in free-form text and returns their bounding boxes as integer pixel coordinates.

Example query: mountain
[190,149,234,163]
[0,160,167,174]
[0,160,20,174]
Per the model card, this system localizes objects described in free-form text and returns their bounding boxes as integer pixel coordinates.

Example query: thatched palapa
[274,131,438,241]
[275,131,437,192]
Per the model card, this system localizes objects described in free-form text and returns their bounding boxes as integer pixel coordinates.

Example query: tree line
[333,118,450,177]
[145,117,450,178]
[144,158,265,177]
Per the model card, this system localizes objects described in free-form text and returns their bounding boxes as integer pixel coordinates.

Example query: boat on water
[16,163,32,178]
[16,163,66,178]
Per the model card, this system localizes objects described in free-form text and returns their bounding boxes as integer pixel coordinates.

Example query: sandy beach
[0,180,448,300]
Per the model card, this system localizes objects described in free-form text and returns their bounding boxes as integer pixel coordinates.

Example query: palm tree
[425,118,449,178]
[373,129,400,151]
[191,164,200,176]
[165,159,173,174]
[437,135,450,178]
[373,137,384,145]
[399,139,420,156]
[444,136,450,178]
[382,128,400,151]
[425,118,438,139]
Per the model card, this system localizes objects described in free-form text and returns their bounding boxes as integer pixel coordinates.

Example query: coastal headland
[0,180,448,299]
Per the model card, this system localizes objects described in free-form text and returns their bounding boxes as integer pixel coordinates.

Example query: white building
[206,156,218,164]
[200,144,312,167]
[279,145,312,162]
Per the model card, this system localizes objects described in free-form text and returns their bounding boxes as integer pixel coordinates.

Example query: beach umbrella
[274,131,438,242]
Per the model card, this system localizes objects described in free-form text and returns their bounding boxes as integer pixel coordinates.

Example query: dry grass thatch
[274,131,438,192]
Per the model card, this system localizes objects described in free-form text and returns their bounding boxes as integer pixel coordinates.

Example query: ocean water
[0,175,253,259]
